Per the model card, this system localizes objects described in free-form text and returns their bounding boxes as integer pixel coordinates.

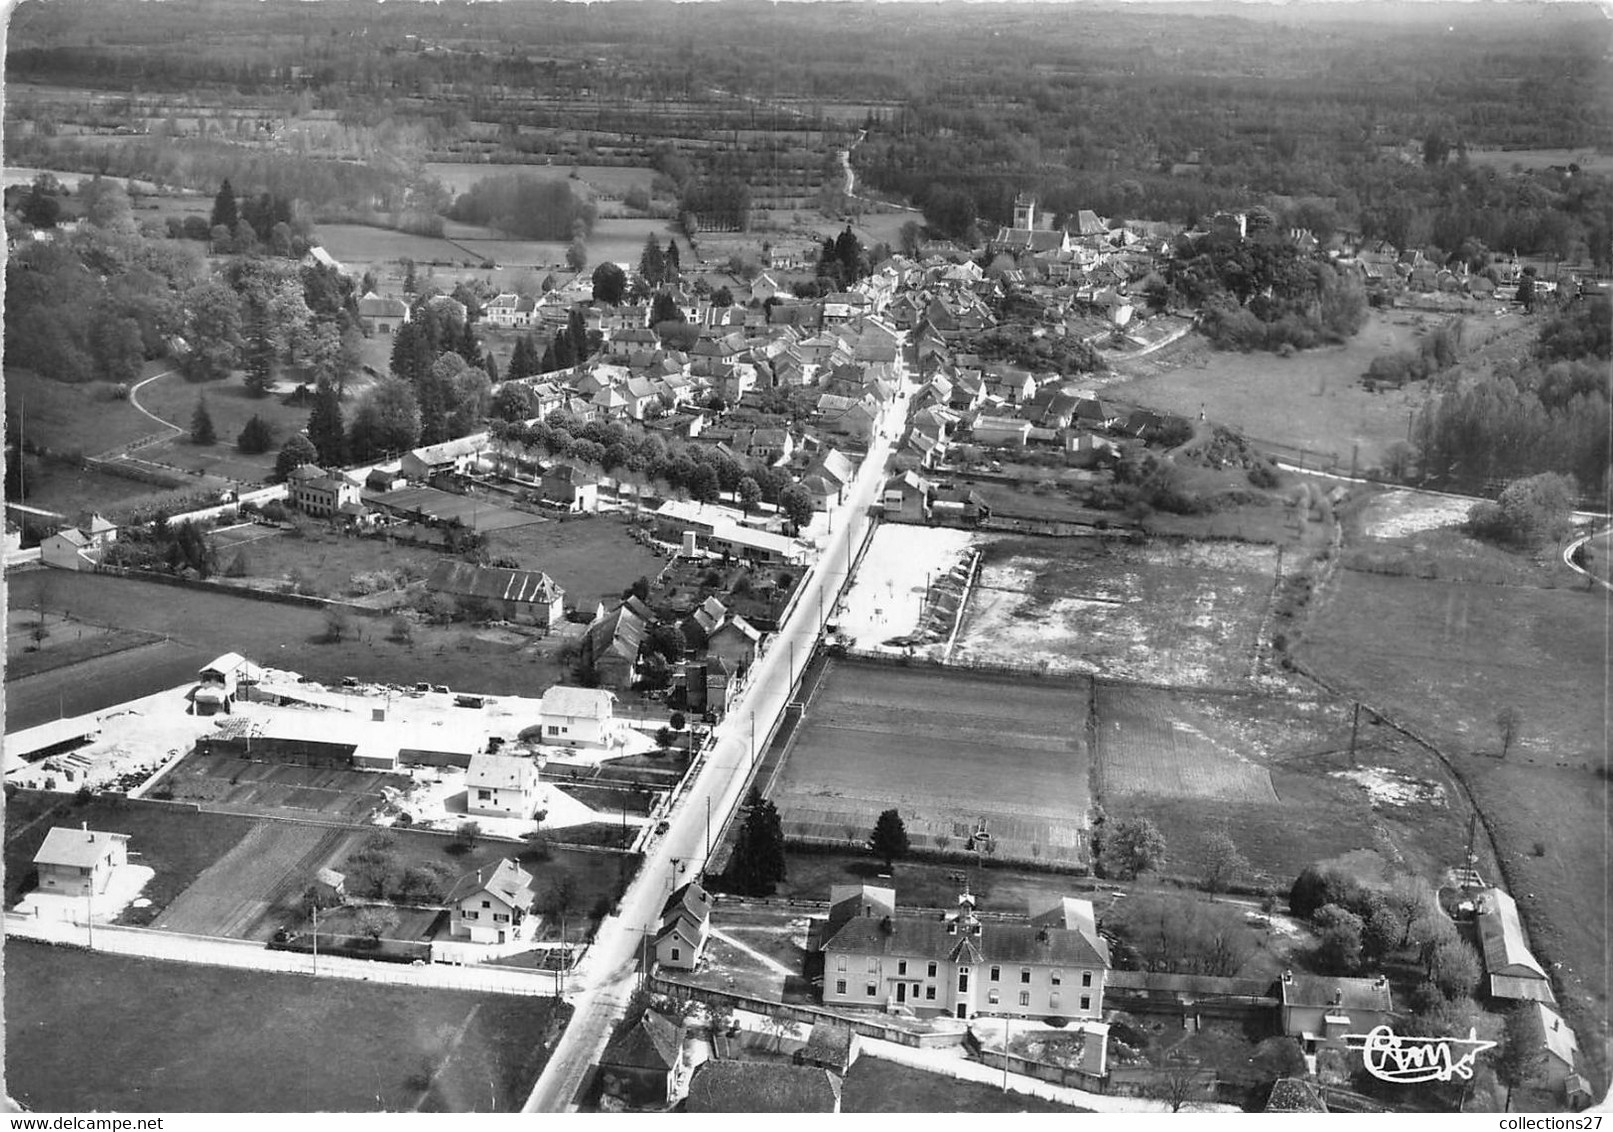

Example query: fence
[970,1046,1113,1094]
[648,974,965,1050]
[5,912,559,996]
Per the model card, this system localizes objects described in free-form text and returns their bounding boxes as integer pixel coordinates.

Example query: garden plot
[771,660,1090,867]
[954,538,1278,687]
[835,525,977,653]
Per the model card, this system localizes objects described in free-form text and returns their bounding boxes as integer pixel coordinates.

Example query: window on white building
[866,984,877,998]
[672,948,681,962]
[1051,970,1062,986]
[927,962,938,978]
[1019,991,1030,1007]
[1021,968,1032,984]
[990,966,1000,982]
[835,980,847,995]
[837,955,847,972]
[1080,995,1091,1011]
[988,990,1000,1005]
[1050,992,1061,1010]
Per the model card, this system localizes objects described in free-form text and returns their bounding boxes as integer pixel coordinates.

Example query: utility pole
[1348,702,1361,766]
[312,901,318,977]
[1002,1015,1011,1093]
[706,796,712,863]
[750,713,756,767]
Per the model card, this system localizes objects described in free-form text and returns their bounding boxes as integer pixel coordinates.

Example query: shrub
[1247,460,1280,489]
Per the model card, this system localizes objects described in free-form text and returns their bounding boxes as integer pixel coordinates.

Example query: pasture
[954,536,1278,688]
[316,223,479,268]
[1298,564,1608,1067]
[485,512,665,610]
[1099,310,1524,470]
[161,752,410,821]
[5,941,567,1112]
[769,660,1091,867]
[208,523,444,599]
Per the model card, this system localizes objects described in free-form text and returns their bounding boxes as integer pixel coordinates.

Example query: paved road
[524,365,914,1113]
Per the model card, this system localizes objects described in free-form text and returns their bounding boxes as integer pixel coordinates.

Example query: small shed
[314,868,346,903]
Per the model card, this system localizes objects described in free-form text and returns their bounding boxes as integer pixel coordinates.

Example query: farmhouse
[400,435,489,482]
[582,603,647,692]
[426,561,565,627]
[464,752,541,819]
[290,469,361,518]
[1475,887,1556,1004]
[1277,970,1394,1055]
[446,858,538,946]
[1533,1003,1592,1107]
[655,881,713,971]
[33,825,131,898]
[705,615,762,673]
[796,1020,860,1076]
[39,513,119,570]
[820,889,1109,1021]
[357,292,410,336]
[538,685,618,749]
[541,463,599,512]
[684,1061,842,1114]
[598,1009,688,1109]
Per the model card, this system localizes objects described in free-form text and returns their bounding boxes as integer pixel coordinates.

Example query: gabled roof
[823,913,1108,969]
[358,293,409,318]
[540,685,617,719]
[1278,972,1393,1015]
[34,827,129,869]
[408,435,486,465]
[684,1061,842,1113]
[446,858,535,910]
[427,561,563,605]
[1266,1079,1328,1113]
[804,448,855,487]
[709,616,761,646]
[1476,888,1551,984]
[601,1010,683,1072]
[587,604,646,663]
[802,1020,857,1071]
[1536,1002,1580,1069]
[543,461,598,487]
[661,881,712,926]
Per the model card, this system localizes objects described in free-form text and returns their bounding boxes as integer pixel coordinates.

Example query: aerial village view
[2,0,1609,1117]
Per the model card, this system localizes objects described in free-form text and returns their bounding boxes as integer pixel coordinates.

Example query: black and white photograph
[1,0,1608,1117]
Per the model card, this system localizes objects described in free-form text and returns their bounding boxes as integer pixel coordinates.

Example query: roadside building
[655,881,713,971]
[541,463,600,512]
[33,825,131,898]
[538,686,619,749]
[426,561,566,627]
[1277,970,1395,1055]
[447,858,539,945]
[598,1009,688,1109]
[464,752,541,819]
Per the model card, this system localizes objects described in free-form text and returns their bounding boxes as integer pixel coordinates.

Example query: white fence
[5,912,561,997]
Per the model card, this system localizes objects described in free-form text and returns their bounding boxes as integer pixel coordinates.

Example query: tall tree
[347,377,421,461]
[1099,816,1167,881]
[1199,830,1248,900]
[306,379,346,467]
[190,397,216,446]
[593,261,627,306]
[568,306,591,365]
[663,237,680,278]
[638,234,665,288]
[236,413,274,454]
[869,809,910,870]
[210,178,238,232]
[727,788,786,896]
[274,433,318,481]
[1495,1005,1547,1111]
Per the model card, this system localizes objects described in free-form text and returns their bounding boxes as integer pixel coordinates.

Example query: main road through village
[523,364,915,1112]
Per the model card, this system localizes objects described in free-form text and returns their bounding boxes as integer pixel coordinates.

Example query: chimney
[82,821,89,832]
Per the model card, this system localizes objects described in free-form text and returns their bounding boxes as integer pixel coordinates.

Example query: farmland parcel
[771,660,1091,868]
[5,941,567,1112]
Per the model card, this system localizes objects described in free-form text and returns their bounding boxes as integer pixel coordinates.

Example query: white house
[464,752,541,819]
[33,825,130,898]
[538,686,618,749]
[655,881,713,970]
[446,858,538,945]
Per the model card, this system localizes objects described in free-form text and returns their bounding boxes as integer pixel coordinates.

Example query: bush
[1247,460,1280,489]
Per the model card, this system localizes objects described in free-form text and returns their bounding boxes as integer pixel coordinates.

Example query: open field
[151,820,351,938]
[841,1056,1085,1113]
[371,484,544,532]
[4,571,566,731]
[774,849,1106,915]
[1100,310,1527,470]
[955,536,1278,687]
[4,791,256,924]
[315,222,474,267]
[161,752,410,821]
[6,366,161,456]
[770,660,1090,867]
[207,523,444,599]
[1298,565,1609,1074]
[5,607,164,681]
[485,512,666,610]
[5,940,567,1112]
[1094,685,1279,802]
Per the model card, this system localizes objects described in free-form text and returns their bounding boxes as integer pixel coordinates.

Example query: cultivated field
[1462,147,1613,174]
[151,820,351,938]
[485,512,666,610]
[1298,564,1609,1069]
[1094,685,1279,802]
[315,223,475,267]
[770,660,1091,867]
[954,536,1278,687]
[5,941,567,1112]
[1100,310,1526,470]
[162,752,410,821]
